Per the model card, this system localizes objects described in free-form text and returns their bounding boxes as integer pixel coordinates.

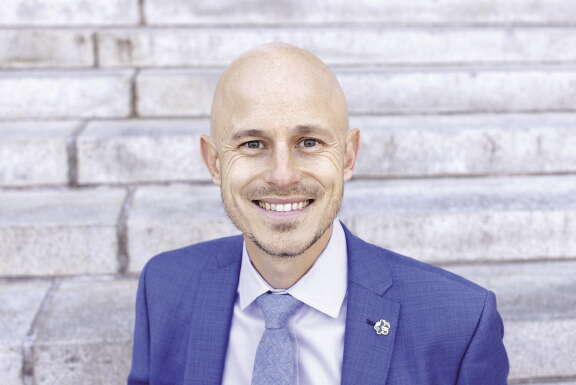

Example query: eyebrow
[231,124,334,141]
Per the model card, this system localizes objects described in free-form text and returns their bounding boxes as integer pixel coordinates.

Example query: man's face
[218,101,351,257]
[203,48,358,258]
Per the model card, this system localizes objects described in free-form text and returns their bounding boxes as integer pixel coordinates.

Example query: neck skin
[245,224,333,289]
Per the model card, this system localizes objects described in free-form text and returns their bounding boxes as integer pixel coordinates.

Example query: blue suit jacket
[128,223,509,385]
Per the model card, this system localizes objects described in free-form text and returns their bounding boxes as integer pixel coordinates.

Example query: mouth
[251,199,314,213]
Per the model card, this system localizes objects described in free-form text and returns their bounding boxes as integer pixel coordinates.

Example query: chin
[249,222,328,258]
[250,236,314,258]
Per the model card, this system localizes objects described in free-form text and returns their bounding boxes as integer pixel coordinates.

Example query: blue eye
[242,140,262,149]
[300,138,319,148]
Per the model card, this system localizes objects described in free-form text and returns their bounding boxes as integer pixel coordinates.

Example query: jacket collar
[342,221,394,296]
[341,221,400,385]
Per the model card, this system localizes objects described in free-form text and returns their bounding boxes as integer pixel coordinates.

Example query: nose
[264,144,301,188]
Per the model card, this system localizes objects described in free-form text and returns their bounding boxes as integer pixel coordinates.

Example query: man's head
[201,42,359,258]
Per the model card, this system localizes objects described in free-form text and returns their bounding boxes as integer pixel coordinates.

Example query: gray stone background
[1,1,575,384]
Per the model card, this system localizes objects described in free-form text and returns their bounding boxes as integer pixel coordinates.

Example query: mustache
[246,184,321,200]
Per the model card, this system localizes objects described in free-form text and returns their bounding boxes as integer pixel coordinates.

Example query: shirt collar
[238,218,348,319]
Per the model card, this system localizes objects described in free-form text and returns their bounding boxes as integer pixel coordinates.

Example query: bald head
[210,43,349,140]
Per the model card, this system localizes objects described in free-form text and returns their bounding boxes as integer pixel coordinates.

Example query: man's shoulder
[351,232,490,302]
[143,234,243,276]
[354,235,494,331]
[388,248,487,297]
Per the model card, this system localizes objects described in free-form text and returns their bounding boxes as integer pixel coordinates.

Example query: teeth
[258,200,310,212]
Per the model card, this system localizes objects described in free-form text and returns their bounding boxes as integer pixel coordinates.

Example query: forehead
[218,80,344,138]
[221,102,343,142]
[230,124,336,143]
[211,49,348,139]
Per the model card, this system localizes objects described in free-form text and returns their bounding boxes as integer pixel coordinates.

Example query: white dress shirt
[221,219,348,385]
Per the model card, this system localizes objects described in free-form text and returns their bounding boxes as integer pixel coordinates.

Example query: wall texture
[1,1,575,384]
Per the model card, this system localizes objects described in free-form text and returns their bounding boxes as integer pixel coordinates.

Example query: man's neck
[245,224,333,289]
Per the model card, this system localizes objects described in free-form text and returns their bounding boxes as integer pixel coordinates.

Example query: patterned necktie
[251,292,304,385]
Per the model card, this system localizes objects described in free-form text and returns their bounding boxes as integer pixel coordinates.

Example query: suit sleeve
[127,264,151,385]
[456,291,509,385]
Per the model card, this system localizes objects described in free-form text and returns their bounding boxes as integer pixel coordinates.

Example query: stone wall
[1,1,575,384]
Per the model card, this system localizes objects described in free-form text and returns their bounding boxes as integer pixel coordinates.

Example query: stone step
[127,175,576,272]
[98,27,576,68]
[0,71,132,120]
[0,30,94,69]
[0,121,79,187]
[76,119,211,185]
[342,177,576,264]
[4,27,576,70]
[2,261,574,384]
[71,115,576,186]
[0,280,50,385]
[447,261,576,381]
[0,188,126,277]
[354,114,576,178]
[136,68,576,117]
[31,278,136,385]
[2,67,575,120]
[0,0,139,26]
[4,114,575,188]
[3,176,574,277]
[143,0,576,26]
[0,278,135,385]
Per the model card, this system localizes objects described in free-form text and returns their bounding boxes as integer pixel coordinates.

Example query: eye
[298,138,321,149]
[241,140,264,150]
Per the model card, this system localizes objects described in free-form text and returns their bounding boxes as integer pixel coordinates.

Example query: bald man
[127,43,509,385]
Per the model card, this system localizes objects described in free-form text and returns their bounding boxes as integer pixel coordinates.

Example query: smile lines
[255,200,312,212]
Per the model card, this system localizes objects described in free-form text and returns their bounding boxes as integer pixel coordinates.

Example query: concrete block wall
[1,1,575,384]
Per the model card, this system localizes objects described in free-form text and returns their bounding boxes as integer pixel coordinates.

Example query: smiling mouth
[252,199,314,212]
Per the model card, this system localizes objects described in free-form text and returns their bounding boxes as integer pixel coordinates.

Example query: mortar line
[21,278,61,385]
[92,31,100,68]
[509,374,576,384]
[130,69,140,118]
[2,171,576,192]
[5,63,576,73]
[1,110,576,121]
[1,111,574,122]
[66,121,88,187]
[138,0,146,26]
[117,187,136,275]
[438,257,576,268]
[2,256,576,284]
[5,22,576,29]
[97,62,576,71]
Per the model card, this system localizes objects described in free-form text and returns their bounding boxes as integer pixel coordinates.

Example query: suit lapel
[184,236,242,385]
[341,223,400,385]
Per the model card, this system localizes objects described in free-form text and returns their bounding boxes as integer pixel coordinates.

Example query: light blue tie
[251,292,304,385]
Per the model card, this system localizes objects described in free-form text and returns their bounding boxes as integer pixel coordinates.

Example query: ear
[200,135,221,185]
[343,128,360,181]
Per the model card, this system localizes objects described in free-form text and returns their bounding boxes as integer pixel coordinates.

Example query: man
[127,43,509,385]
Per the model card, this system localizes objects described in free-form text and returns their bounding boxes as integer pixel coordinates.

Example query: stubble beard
[220,184,343,258]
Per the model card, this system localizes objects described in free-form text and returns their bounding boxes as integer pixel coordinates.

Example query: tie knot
[256,293,303,329]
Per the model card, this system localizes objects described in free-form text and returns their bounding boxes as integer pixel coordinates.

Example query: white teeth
[258,200,310,212]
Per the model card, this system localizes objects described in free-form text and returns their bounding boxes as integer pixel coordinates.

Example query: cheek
[299,151,344,182]
[221,155,266,195]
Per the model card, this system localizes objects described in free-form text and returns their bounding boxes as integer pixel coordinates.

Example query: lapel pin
[374,319,391,336]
